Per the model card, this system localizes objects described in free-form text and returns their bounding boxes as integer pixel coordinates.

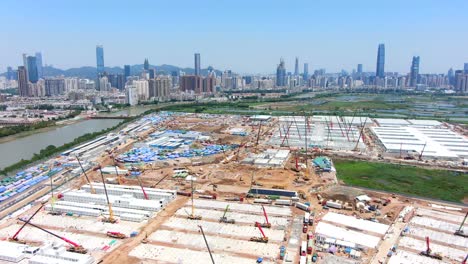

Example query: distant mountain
[2,64,222,79]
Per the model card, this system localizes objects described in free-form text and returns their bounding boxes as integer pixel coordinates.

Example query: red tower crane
[420,236,442,260]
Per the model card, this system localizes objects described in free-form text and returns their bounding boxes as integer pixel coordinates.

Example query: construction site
[0,111,466,264]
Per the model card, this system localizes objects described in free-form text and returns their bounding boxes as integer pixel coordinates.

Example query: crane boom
[262,205,270,225]
[198,225,216,264]
[11,203,45,241]
[18,219,80,248]
[75,156,95,194]
[222,205,230,219]
[459,212,468,232]
[133,171,149,200]
[95,166,116,223]
[255,222,266,238]
[426,236,431,254]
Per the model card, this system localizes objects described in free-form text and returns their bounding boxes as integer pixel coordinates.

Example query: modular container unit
[45,204,101,217]
[326,200,342,209]
[253,199,272,204]
[249,188,298,198]
[275,199,292,206]
[295,202,310,212]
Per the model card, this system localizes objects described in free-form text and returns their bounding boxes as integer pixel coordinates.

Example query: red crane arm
[255,222,266,238]
[426,236,430,252]
[12,204,44,240]
[261,205,270,225]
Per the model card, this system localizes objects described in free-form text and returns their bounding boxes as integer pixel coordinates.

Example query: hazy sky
[2,0,468,74]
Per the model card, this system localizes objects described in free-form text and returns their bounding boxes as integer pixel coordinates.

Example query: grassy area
[334,159,468,203]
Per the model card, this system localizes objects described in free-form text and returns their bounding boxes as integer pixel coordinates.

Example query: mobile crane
[18,219,87,254]
[106,231,127,239]
[219,205,235,224]
[250,222,268,243]
[455,212,468,237]
[188,176,201,220]
[420,236,443,260]
[10,203,46,243]
[94,166,117,223]
[257,205,271,228]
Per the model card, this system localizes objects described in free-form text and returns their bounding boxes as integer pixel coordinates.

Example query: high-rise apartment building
[96,45,105,74]
[455,70,468,93]
[35,52,43,78]
[376,44,385,78]
[276,58,286,87]
[7,67,14,80]
[26,56,39,83]
[194,53,201,76]
[18,66,30,97]
[409,56,420,87]
[149,69,156,79]
[464,63,468,74]
[45,78,65,96]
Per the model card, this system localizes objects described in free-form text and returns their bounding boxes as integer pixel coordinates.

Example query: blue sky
[2,0,468,74]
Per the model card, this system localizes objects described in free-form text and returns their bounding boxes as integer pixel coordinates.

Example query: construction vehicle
[462,254,467,264]
[198,225,216,264]
[219,205,235,224]
[106,231,126,239]
[75,155,95,194]
[188,176,201,220]
[250,222,269,243]
[257,205,271,228]
[419,236,443,260]
[94,166,117,223]
[18,219,87,254]
[455,212,468,237]
[10,203,45,243]
[141,233,148,244]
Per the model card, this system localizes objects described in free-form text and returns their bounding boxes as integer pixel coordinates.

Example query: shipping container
[304,212,310,224]
[300,241,307,256]
[326,200,342,209]
[300,256,307,264]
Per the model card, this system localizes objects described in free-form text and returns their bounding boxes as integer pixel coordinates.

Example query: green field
[334,159,468,203]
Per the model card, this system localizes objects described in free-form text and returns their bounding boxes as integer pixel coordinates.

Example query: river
[0,106,153,170]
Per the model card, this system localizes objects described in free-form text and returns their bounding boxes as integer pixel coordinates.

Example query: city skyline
[1,0,468,74]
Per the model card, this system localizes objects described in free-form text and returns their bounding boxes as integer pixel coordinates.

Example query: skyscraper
[22,54,28,72]
[410,56,420,87]
[357,64,363,74]
[303,63,309,80]
[276,58,286,87]
[7,67,14,80]
[144,59,149,71]
[17,66,30,97]
[448,68,455,86]
[194,53,201,76]
[149,68,156,79]
[464,63,468,74]
[294,57,299,76]
[26,56,39,83]
[376,44,385,78]
[96,45,105,75]
[35,52,43,78]
[124,65,131,80]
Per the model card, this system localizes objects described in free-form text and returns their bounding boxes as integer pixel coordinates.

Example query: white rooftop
[322,212,389,235]
[315,222,382,248]
[371,126,468,159]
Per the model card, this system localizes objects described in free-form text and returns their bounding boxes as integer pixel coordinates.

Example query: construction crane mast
[75,155,95,194]
[130,168,149,200]
[250,222,268,243]
[455,212,468,237]
[10,203,46,243]
[94,166,117,223]
[18,219,87,254]
[198,225,216,264]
